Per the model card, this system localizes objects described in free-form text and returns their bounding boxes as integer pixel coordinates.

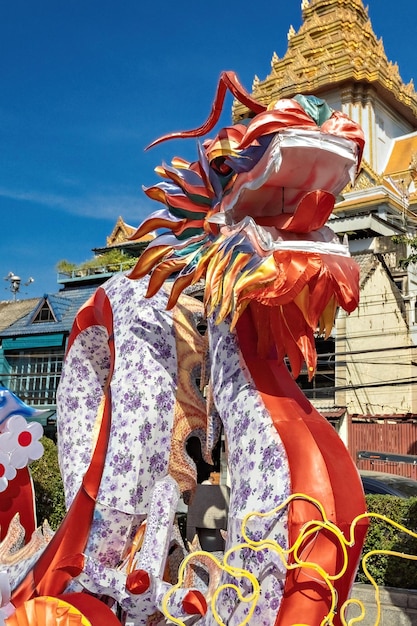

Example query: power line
[303,376,417,396]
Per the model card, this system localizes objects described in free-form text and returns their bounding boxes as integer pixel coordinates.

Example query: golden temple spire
[232,0,417,125]
[287,25,296,41]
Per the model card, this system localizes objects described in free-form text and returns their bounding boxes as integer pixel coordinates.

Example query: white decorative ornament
[0,415,44,492]
[0,451,16,493]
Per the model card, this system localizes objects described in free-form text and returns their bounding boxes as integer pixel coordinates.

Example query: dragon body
[4,73,369,625]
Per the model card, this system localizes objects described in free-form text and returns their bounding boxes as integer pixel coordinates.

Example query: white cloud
[0,185,152,223]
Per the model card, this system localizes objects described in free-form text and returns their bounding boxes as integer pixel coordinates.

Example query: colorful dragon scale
[4,72,368,626]
[129,74,364,379]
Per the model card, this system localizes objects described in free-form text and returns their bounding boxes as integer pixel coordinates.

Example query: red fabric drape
[12,288,115,605]
[0,468,36,543]
[236,307,368,626]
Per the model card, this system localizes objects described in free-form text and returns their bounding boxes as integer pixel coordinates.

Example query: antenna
[4,272,34,301]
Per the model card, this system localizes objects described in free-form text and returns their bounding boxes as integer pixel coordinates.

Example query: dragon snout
[219,129,358,235]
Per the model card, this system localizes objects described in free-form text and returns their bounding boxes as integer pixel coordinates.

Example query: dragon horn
[145,71,266,150]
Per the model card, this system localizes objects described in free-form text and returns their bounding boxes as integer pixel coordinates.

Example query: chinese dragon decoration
[1,72,372,625]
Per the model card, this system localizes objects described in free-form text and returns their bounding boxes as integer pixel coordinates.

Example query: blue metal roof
[0,285,98,338]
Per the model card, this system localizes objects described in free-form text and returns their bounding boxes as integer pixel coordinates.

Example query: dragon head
[129,72,364,378]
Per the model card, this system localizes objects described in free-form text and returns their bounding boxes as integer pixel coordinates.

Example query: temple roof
[106,215,154,247]
[99,215,154,257]
[380,133,417,208]
[232,0,417,125]
[384,133,417,178]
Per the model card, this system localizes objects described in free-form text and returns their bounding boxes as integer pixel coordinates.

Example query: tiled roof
[0,286,97,337]
[315,408,347,419]
[0,299,39,332]
[352,252,379,288]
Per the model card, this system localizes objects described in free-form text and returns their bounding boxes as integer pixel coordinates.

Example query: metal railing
[57,261,135,282]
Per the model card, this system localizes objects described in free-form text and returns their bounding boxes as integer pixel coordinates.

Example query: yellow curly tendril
[242,496,417,626]
[161,495,417,626]
[161,548,260,626]
[341,513,417,626]
[240,494,344,625]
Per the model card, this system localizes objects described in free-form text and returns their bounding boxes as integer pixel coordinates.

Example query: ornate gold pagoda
[232,0,417,125]
[232,0,417,232]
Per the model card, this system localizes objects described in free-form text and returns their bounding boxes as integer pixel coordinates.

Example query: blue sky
[0,0,415,299]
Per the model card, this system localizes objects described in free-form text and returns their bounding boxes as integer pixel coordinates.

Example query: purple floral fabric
[136,476,179,577]
[201,318,290,626]
[57,324,110,508]
[57,275,184,622]
[58,274,178,518]
[56,274,291,624]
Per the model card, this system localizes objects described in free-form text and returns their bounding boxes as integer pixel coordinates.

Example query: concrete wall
[347,584,417,625]
[340,262,416,414]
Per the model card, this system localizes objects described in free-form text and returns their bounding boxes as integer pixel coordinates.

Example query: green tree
[56,249,137,275]
[392,234,417,268]
[55,259,77,274]
[30,436,66,530]
[357,495,417,588]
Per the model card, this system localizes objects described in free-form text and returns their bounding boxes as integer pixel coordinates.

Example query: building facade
[233,0,417,466]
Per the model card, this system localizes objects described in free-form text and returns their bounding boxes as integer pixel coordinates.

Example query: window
[32,302,56,323]
[393,276,407,295]
[5,348,64,406]
[296,336,335,400]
